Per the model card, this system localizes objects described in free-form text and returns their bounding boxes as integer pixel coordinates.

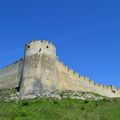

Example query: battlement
[27,40,55,49]
[57,60,120,95]
[25,40,56,57]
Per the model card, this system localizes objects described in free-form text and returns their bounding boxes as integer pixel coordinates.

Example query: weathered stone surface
[19,41,58,98]
[0,59,23,89]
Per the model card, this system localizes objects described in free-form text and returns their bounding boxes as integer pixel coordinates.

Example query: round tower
[19,40,58,98]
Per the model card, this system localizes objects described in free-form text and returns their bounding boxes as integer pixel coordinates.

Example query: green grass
[0,98,120,120]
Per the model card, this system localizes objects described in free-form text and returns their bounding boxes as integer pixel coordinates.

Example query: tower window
[27,45,30,48]
[46,46,49,48]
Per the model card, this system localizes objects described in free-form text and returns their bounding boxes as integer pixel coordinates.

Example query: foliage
[0,98,120,120]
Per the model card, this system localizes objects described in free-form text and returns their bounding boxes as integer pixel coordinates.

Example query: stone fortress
[0,40,120,99]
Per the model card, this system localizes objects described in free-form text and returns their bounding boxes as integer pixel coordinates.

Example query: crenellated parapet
[57,59,120,97]
[58,60,80,77]
[25,40,56,57]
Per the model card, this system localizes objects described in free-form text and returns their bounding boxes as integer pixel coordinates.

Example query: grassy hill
[0,98,120,120]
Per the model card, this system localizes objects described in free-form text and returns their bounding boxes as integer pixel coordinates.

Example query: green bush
[84,100,89,104]
[53,100,58,104]
[81,106,85,110]
[103,98,110,102]
[21,101,29,106]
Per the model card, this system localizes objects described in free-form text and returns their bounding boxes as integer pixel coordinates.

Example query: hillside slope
[0,98,120,120]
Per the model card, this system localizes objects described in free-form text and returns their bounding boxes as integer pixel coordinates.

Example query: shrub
[81,107,85,110]
[76,117,79,120]
[95,102,98,107]
[59,92,64,97]
[20,112,27,117]
[22,101,29,106]
[53,100,58,104]
[103,99,110,102]
[84,100,89,104]
[113,98,117,102]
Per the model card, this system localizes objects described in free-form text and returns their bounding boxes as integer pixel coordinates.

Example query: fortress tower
[19,40,58,98]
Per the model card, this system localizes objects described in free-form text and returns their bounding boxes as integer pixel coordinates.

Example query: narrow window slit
[39,48,41,52]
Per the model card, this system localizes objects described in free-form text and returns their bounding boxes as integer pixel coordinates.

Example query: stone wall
[0,59,23,89]
[57,61,120,98]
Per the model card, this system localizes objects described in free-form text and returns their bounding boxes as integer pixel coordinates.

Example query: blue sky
[0,0,120,88]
